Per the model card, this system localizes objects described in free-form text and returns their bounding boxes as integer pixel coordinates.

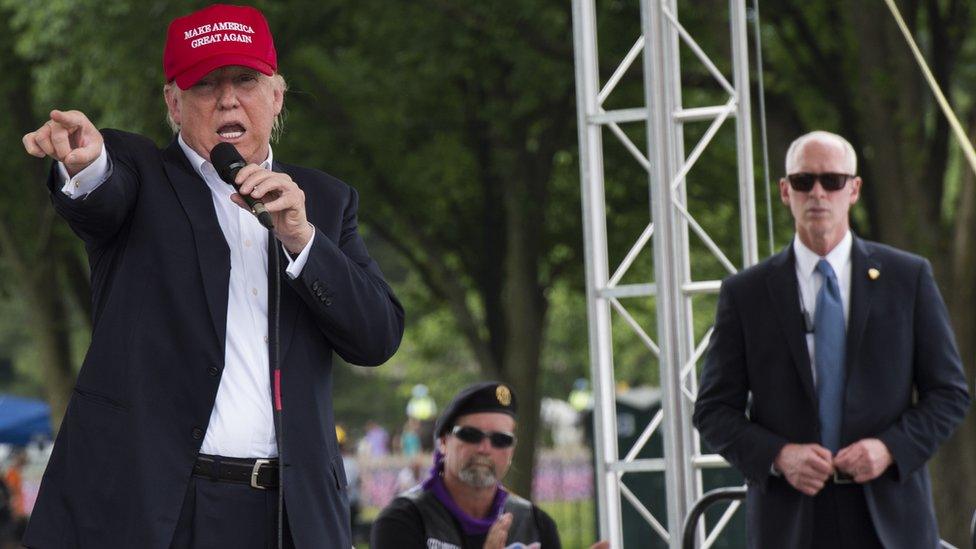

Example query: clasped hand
[774,438,892,496]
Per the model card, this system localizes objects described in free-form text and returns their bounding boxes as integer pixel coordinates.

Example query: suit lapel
[845,236,878,379]
[162,140,230,350]
[765,244,817,403]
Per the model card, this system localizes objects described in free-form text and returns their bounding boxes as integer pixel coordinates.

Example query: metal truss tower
[572,0,758,547]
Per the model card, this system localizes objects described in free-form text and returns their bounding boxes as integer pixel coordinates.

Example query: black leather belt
[831,471,854,484]
[193,454,279,490]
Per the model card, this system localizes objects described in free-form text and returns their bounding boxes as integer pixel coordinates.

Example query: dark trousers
[811,481,883,549]
[170,475,295,549]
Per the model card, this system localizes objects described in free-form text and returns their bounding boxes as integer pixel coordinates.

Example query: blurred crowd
[334,382,596,545]
[0,381,596,547]
[0,447,33,548]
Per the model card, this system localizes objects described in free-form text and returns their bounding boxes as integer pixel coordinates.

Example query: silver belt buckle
[251,458,272,490]
[833,471,854,484]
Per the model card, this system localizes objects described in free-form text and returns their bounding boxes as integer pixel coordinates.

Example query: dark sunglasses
[786,172,854,192]
[451,425,516,449]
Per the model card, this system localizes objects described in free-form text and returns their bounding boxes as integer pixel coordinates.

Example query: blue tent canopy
[0,394,52,445]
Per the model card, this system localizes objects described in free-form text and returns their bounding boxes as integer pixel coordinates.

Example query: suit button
[324,297,333,306]
[312,280,322,292]
[207,366,219,376]
[192,427,204,440]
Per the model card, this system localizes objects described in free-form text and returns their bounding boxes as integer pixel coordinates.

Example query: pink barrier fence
[360,448,593,508]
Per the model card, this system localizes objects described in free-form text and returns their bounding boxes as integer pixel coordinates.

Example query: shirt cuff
[58,144,111,199]
[283,226,315,279]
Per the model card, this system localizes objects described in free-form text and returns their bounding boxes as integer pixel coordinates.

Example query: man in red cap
[20,4,404,548]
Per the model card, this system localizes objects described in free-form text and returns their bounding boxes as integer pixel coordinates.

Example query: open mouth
[217,123,246,140]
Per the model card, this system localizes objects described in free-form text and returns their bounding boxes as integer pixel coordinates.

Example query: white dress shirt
[58,136,314,457]
[793,231,853,385]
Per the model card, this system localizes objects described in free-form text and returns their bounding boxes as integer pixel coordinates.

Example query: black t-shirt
[370,495,562,549]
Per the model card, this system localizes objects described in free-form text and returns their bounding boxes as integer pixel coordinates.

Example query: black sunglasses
[786,172,854,192]
[451,425,516,449]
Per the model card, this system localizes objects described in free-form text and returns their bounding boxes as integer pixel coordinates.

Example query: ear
[272,82,284,117]
[437,436,447,454]
[164,85,182,127]
[779,178,791,206]
[849,176,862,205]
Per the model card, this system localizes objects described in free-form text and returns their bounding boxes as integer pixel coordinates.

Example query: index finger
[834,443,862,467]
[833,448,851,467]
[22,132,47,158]
[806,447,834,470]
[49,109,89,130]
[484,513,513,549]
[234,163,268,185]
[807,456,834,476]
[810,445,834,462]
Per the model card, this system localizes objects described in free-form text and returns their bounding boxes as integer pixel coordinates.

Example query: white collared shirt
[793,231,853,385]
[59,137,315,458]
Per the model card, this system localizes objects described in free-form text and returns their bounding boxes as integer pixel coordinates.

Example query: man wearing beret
[21,4,403,548]
[371,382,561,548]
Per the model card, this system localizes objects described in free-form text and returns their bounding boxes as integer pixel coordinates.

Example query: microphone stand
[268,228,285,549]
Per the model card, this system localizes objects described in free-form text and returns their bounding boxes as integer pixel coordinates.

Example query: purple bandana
[422,449,509,536]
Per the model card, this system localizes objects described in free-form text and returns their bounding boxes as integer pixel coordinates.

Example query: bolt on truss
[572,0,759,547]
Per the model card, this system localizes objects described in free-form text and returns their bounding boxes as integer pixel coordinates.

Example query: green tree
[4,2,972,542]
[272,0,587,495]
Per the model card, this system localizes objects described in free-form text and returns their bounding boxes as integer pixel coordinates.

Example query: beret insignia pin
[496,385,512,406]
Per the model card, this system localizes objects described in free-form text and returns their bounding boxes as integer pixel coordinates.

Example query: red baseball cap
[163,4,277,90]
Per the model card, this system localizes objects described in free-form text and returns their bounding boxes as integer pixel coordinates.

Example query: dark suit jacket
[23,130,405,548]
[693,236,970,549]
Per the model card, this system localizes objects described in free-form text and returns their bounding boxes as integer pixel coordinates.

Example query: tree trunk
[846,0,929,250]
[841,1,974,541]
[499,168,547,498]
[1,8,81,429]
[17,245,77,427]
[932,119,976,546]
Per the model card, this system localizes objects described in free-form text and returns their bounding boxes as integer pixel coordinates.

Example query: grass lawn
[540,499,597,549]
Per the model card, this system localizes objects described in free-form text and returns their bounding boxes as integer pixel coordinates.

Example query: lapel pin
[868,268,880,280]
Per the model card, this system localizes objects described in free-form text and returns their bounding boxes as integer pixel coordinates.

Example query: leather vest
[401,486,541,548]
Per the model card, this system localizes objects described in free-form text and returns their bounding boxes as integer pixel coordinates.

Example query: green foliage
[0,0,771,426]
[4,4,972,538]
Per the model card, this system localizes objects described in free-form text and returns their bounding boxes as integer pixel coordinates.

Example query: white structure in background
[572,0,759,547]
[540,397,585,448]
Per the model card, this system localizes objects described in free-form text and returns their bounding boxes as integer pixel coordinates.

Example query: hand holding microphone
[210,142,314,253]
[211,142,274,229]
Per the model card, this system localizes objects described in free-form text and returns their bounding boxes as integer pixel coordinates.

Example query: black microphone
[210,142,274,229]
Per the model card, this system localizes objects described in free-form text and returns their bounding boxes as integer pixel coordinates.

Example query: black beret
[433,381,518,439]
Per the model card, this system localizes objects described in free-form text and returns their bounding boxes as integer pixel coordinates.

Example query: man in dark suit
[20,5,404,548]
[693,131,970,548]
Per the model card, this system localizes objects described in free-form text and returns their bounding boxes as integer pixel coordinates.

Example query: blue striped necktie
[814,259,845,453]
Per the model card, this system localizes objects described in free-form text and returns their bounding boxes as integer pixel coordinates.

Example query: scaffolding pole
[572,0,758,547]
